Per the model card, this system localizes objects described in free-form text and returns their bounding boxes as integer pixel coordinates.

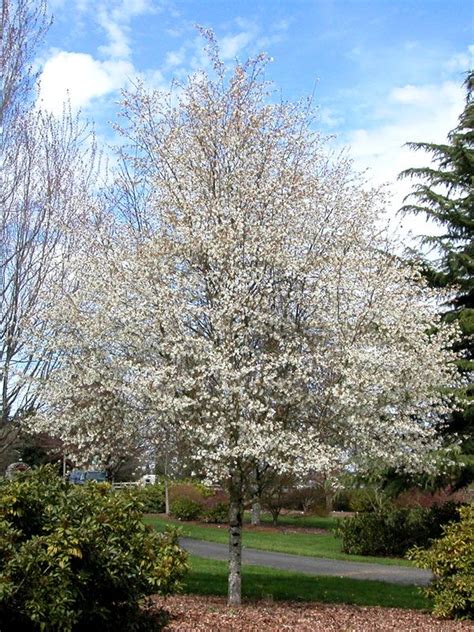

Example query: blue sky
[39,0,473,236]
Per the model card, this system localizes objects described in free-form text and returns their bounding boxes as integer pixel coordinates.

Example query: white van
[139,474,156,485]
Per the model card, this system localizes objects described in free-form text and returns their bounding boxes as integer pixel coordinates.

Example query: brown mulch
[232,524,329,535]
[150,595,473,631]
[153,513,329,535]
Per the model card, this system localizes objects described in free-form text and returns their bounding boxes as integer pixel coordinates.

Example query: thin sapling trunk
[251,499,261,526]
[228,469,244,606]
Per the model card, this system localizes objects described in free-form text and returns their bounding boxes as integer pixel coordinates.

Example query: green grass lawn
[184,555,429,610]
[243,511,339,530]
[145,515,413,567]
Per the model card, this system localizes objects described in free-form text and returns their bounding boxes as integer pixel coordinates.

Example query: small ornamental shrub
[202,493,230,524]
[336,511,399,556]
[394,486,468,509]
[261,493,285,526]
[133,483,166,513]
[259,478,329,525]
[202,501,229,523]
[336,503,462,557]
[347,487,391,513]
[408,504,474,620]
[169,483,206,505]
[0,466,188,631]
[171,497,203,521]
[169,483,208,520]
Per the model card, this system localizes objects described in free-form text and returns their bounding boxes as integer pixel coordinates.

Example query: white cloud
[140,67,167,91]
[318,106,343,128]
[92,1,158,60]
[344,80,464,242]
[444,45,474,72]
[220,31,254,61]
[98,11,131,59]
[37,1,160,115]
[165,48,186,68]
[390,84,432,105]
[389,81,461,107]
[38,51,134,114]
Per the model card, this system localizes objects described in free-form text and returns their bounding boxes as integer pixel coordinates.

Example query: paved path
[180,537,432,586]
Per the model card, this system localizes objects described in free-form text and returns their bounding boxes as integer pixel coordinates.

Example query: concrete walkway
[180,537,433,586]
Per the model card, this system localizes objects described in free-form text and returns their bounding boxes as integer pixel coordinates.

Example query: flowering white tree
[32,39,458,605]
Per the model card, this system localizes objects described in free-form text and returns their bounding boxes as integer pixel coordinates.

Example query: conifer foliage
[400,71,474,483]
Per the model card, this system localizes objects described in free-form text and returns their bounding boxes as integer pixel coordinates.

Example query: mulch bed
[226,523,330,535]
[150,595,472,631]
[154,513,330,535]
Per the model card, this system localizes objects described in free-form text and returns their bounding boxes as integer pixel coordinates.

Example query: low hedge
[336,502,462,557]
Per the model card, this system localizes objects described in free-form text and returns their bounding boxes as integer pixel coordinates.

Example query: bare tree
[0,0,96,453]
[0,0,49,133]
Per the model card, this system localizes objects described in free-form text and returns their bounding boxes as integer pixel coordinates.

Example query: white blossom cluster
[29,49,458,482]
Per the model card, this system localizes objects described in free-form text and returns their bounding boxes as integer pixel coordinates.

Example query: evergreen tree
[400,71,474,486]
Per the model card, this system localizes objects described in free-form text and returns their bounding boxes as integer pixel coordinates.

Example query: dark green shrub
[336,503,462,557]
[201,491,229,524]
[202,501,228,523]
[169,483,207,520]
[408,504,474,619]
[202,493,229,524]
[427,500,462,529]
[332,489,351,512]
[336,511,394,556]
[0,466,188,631]
[133,483,166,513]
[171,497,203,521]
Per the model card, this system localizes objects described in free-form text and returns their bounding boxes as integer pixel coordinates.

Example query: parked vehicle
[139,474,157,485]
[68,470,107,484]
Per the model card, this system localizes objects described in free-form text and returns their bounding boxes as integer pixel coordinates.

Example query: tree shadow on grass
[183,565,430,611]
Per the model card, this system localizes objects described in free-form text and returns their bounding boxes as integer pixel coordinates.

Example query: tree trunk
[228,469,244,606]
[325,489,333,514]
[323,475,334,514]
[251,499,261,526]
[250,465,263,526]
[164,477,170,515]
[271,509,280,526]
[164,455,170,515]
